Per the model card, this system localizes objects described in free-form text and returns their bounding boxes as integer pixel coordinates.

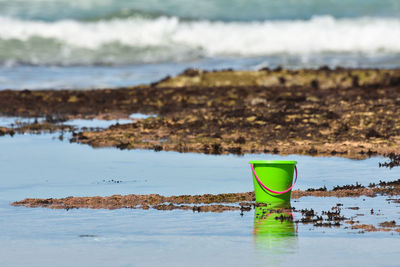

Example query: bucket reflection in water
[253,202,298,257]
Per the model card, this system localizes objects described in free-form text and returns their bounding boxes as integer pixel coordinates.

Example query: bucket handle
[250,164,297,194]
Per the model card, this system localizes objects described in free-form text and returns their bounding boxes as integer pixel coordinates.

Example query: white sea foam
[0,15,399,64]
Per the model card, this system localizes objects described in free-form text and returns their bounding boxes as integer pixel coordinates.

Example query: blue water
[0,0,399,89]
[0,114,154,129]
[2,197,400,267]
[1,134,400,202]
[1,134,400,266]
[2,196,400,267]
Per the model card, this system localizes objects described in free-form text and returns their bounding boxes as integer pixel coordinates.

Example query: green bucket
[249,160,297,204]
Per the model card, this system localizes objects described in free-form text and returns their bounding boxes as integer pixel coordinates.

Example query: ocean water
[0,0,399,89]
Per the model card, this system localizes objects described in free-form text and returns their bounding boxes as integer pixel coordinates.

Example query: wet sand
[1,68,400,158]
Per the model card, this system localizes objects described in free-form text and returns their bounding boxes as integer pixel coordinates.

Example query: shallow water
[1,134,400,266]
[0,116,45,127]
[1,196,400,267]
[60,113,156,129]
[1,134,400,202]
[0,114,155,129]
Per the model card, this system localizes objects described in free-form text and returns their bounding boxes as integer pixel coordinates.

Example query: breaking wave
[0,15,399,66]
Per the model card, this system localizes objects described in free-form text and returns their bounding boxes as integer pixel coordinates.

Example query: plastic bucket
[249,160,297,204]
